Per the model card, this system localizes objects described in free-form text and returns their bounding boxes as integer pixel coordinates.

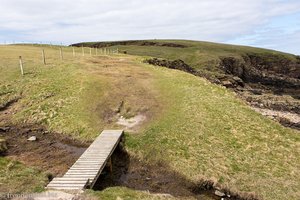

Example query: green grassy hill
[73,39,299,80]
[0,44,299,200]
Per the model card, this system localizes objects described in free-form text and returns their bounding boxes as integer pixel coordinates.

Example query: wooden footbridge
[46,130,124,190]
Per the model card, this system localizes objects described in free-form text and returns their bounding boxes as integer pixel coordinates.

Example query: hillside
[73,40,300,129]
[0,44,299,200]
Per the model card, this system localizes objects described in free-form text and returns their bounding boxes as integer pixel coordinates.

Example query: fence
[0,44,119,76]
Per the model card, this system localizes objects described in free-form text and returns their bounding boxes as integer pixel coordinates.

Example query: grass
[0,45,116,140]
[0,45,163,194]
[0,44,299,199]
[0,157,46,193]
[125,63,300,199]
[85,187,175,200]
[78,39,298,79]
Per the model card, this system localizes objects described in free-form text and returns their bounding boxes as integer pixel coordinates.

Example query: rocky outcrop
[219,55,300,89]
[145,55,300,130]
[145,58,196,74]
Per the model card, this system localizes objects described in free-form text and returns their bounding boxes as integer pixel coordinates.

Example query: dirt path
[80,56,162,133]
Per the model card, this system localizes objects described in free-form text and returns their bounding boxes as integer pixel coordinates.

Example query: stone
[221,80,233,87]
[0,126,10,132]
[215,190,225,197]
[232,76,245,87]
[27,136,37,141]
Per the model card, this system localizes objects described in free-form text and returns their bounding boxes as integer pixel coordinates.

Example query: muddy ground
[0,125,88,177]
[0,99,89,177]
[94,146,220,200]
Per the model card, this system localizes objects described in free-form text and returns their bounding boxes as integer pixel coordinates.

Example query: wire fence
[0,44,119,76]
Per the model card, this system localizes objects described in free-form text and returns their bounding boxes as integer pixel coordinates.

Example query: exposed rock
[27,136,37,141]
[145,55,300,130]
[221,80,233,88]
[232,76,245,87]
[0,126,10,132]
[252,107,300,130]
[219,56,300,89]
[117,114,146,129]
[145,58,196,74]
[215,190,226,197]
[250,89,263,95]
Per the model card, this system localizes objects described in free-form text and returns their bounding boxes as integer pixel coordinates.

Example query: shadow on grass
[92,142,259,200]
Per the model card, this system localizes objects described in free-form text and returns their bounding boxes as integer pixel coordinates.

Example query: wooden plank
[49,180,87,184]
[48,183,85,187]
[50,178,94,182]
[66,170,99,173]
[66,171,98,174]
[46,130,123,191]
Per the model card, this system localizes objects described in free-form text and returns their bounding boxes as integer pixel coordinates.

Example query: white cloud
[0,0,300,53]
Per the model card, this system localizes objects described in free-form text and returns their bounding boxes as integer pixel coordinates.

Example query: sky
[0,0,300,55]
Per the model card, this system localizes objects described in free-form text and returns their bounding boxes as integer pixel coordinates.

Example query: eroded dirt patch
[81,56,162,132]
[0,125,88,176]
[116,114,146,129]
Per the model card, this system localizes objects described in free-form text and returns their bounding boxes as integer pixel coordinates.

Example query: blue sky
[0,0,300,55]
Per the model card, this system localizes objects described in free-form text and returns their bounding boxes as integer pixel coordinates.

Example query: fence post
[90,48,92,56]
[117,48,119,54]
[60,47,63,60]
[42,49,46,65]
[72,47,75,57]
[82,46,84,56]
[19,56,24,75]
[96,48,98,55]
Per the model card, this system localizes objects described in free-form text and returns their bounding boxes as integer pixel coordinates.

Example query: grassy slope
[126,61,300,199]
[0,45,120,141]
[0,45,163,193]
[0,45,87,193]
[0,45,299,199]
[79,39,298,78]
